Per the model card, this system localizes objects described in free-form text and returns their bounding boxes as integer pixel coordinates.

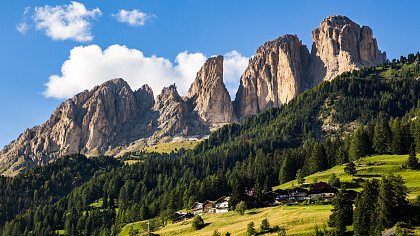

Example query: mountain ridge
[0,15,387,176]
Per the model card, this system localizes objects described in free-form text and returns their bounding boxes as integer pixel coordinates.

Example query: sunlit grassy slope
[276,154,420,199]
[144,140,201,154]
[119,154,420,236]
[120,205,332,236]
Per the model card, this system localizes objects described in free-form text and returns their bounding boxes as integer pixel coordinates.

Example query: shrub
[191,215,204,230]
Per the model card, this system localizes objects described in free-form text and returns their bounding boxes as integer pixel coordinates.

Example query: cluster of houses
[172,196,231,223]
[191,196,231,215]
[271,182,341,203]
[172,182,357,223]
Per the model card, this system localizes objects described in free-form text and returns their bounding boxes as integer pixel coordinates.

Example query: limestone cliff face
[234,16,386,119]
[187,56,235,125]
[234,35,311,118]
[0,15,388,176]
[310,15,386,84]
[0,79,154,175]
[150,84,208,142]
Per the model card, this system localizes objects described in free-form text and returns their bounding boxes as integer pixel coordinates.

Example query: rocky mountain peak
[310,15,386,84]
[0,15,388,176]
[234,34,311,118]
[187,55,234,125]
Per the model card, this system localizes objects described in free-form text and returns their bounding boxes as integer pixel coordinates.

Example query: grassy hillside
[119,154,420,235]
[276,154,420,199]
[120,205,333,236]
[144,140,201,153]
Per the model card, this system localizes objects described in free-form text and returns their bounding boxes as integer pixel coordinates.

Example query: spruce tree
[406,143,419,170]
[391,119,404,154]
[349,127,368,161]
[376,174,408,232]
[373,120,391,154]
[279,154,294,184]
[328,186,353,235]
[296,169,305,185]
[304,142,327,174]
[353,180,379,236]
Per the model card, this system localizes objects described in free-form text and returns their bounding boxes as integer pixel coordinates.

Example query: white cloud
[113,9,155,26]
[33,1,101,42]
[223,51,249,99]
[44,45,249,100]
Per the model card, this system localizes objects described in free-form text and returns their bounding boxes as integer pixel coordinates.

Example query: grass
[144,140,201,154]
[276,154,420,199]
[120,205,333,236]
[123,160,142,165]
[119,221,149,236]
[119,154,420,235]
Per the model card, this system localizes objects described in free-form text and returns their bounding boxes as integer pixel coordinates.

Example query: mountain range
[0,15,387,176]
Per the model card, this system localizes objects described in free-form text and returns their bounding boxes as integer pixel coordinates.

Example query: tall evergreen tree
[373,119,391,154]
[376,174,408,232]
[353,180,379,236]
[391,119,404,154]
[304,142,327,175]
[406,143,419,170]
[328,186,353,235]
[349,127,368,161]
[278,154,294,184]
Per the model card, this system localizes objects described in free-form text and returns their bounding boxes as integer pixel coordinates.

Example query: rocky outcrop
[234,35,311,118]
[310,15,386,84]
[234,16,386,119]
[0,79,155,175]
[151,84,208,140]
[0,15,387,176]
[187,56,235,126]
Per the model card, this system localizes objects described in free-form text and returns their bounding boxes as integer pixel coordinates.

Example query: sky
[0,0,419,148]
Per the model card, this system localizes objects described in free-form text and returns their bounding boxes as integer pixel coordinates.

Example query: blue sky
[0,0,419,148]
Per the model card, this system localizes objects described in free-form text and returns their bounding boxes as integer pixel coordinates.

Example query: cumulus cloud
[223,51,249,98]
[112,9,155,26]
[44,44,249,100]
[33,1,101,42]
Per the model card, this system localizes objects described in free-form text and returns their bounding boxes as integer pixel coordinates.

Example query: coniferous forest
[1,53,420,235]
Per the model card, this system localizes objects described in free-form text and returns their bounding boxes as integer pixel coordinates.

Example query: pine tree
[305,142,327,174]
[353,180,379,236]
[278,154,294,184]
[406,143,419,170]
[328,173,341,188]
[376,174,408,232]
[391,119,404,154]
[296,169,305,185]
[373,120,391,154]
[349,127,368,161]
[328,186,353,235]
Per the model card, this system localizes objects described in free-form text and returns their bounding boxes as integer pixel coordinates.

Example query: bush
[191,215,204,230]
[235,201,247,215]
[247,221,256,236]
[260,218,270,233]
[328,173,341,187]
